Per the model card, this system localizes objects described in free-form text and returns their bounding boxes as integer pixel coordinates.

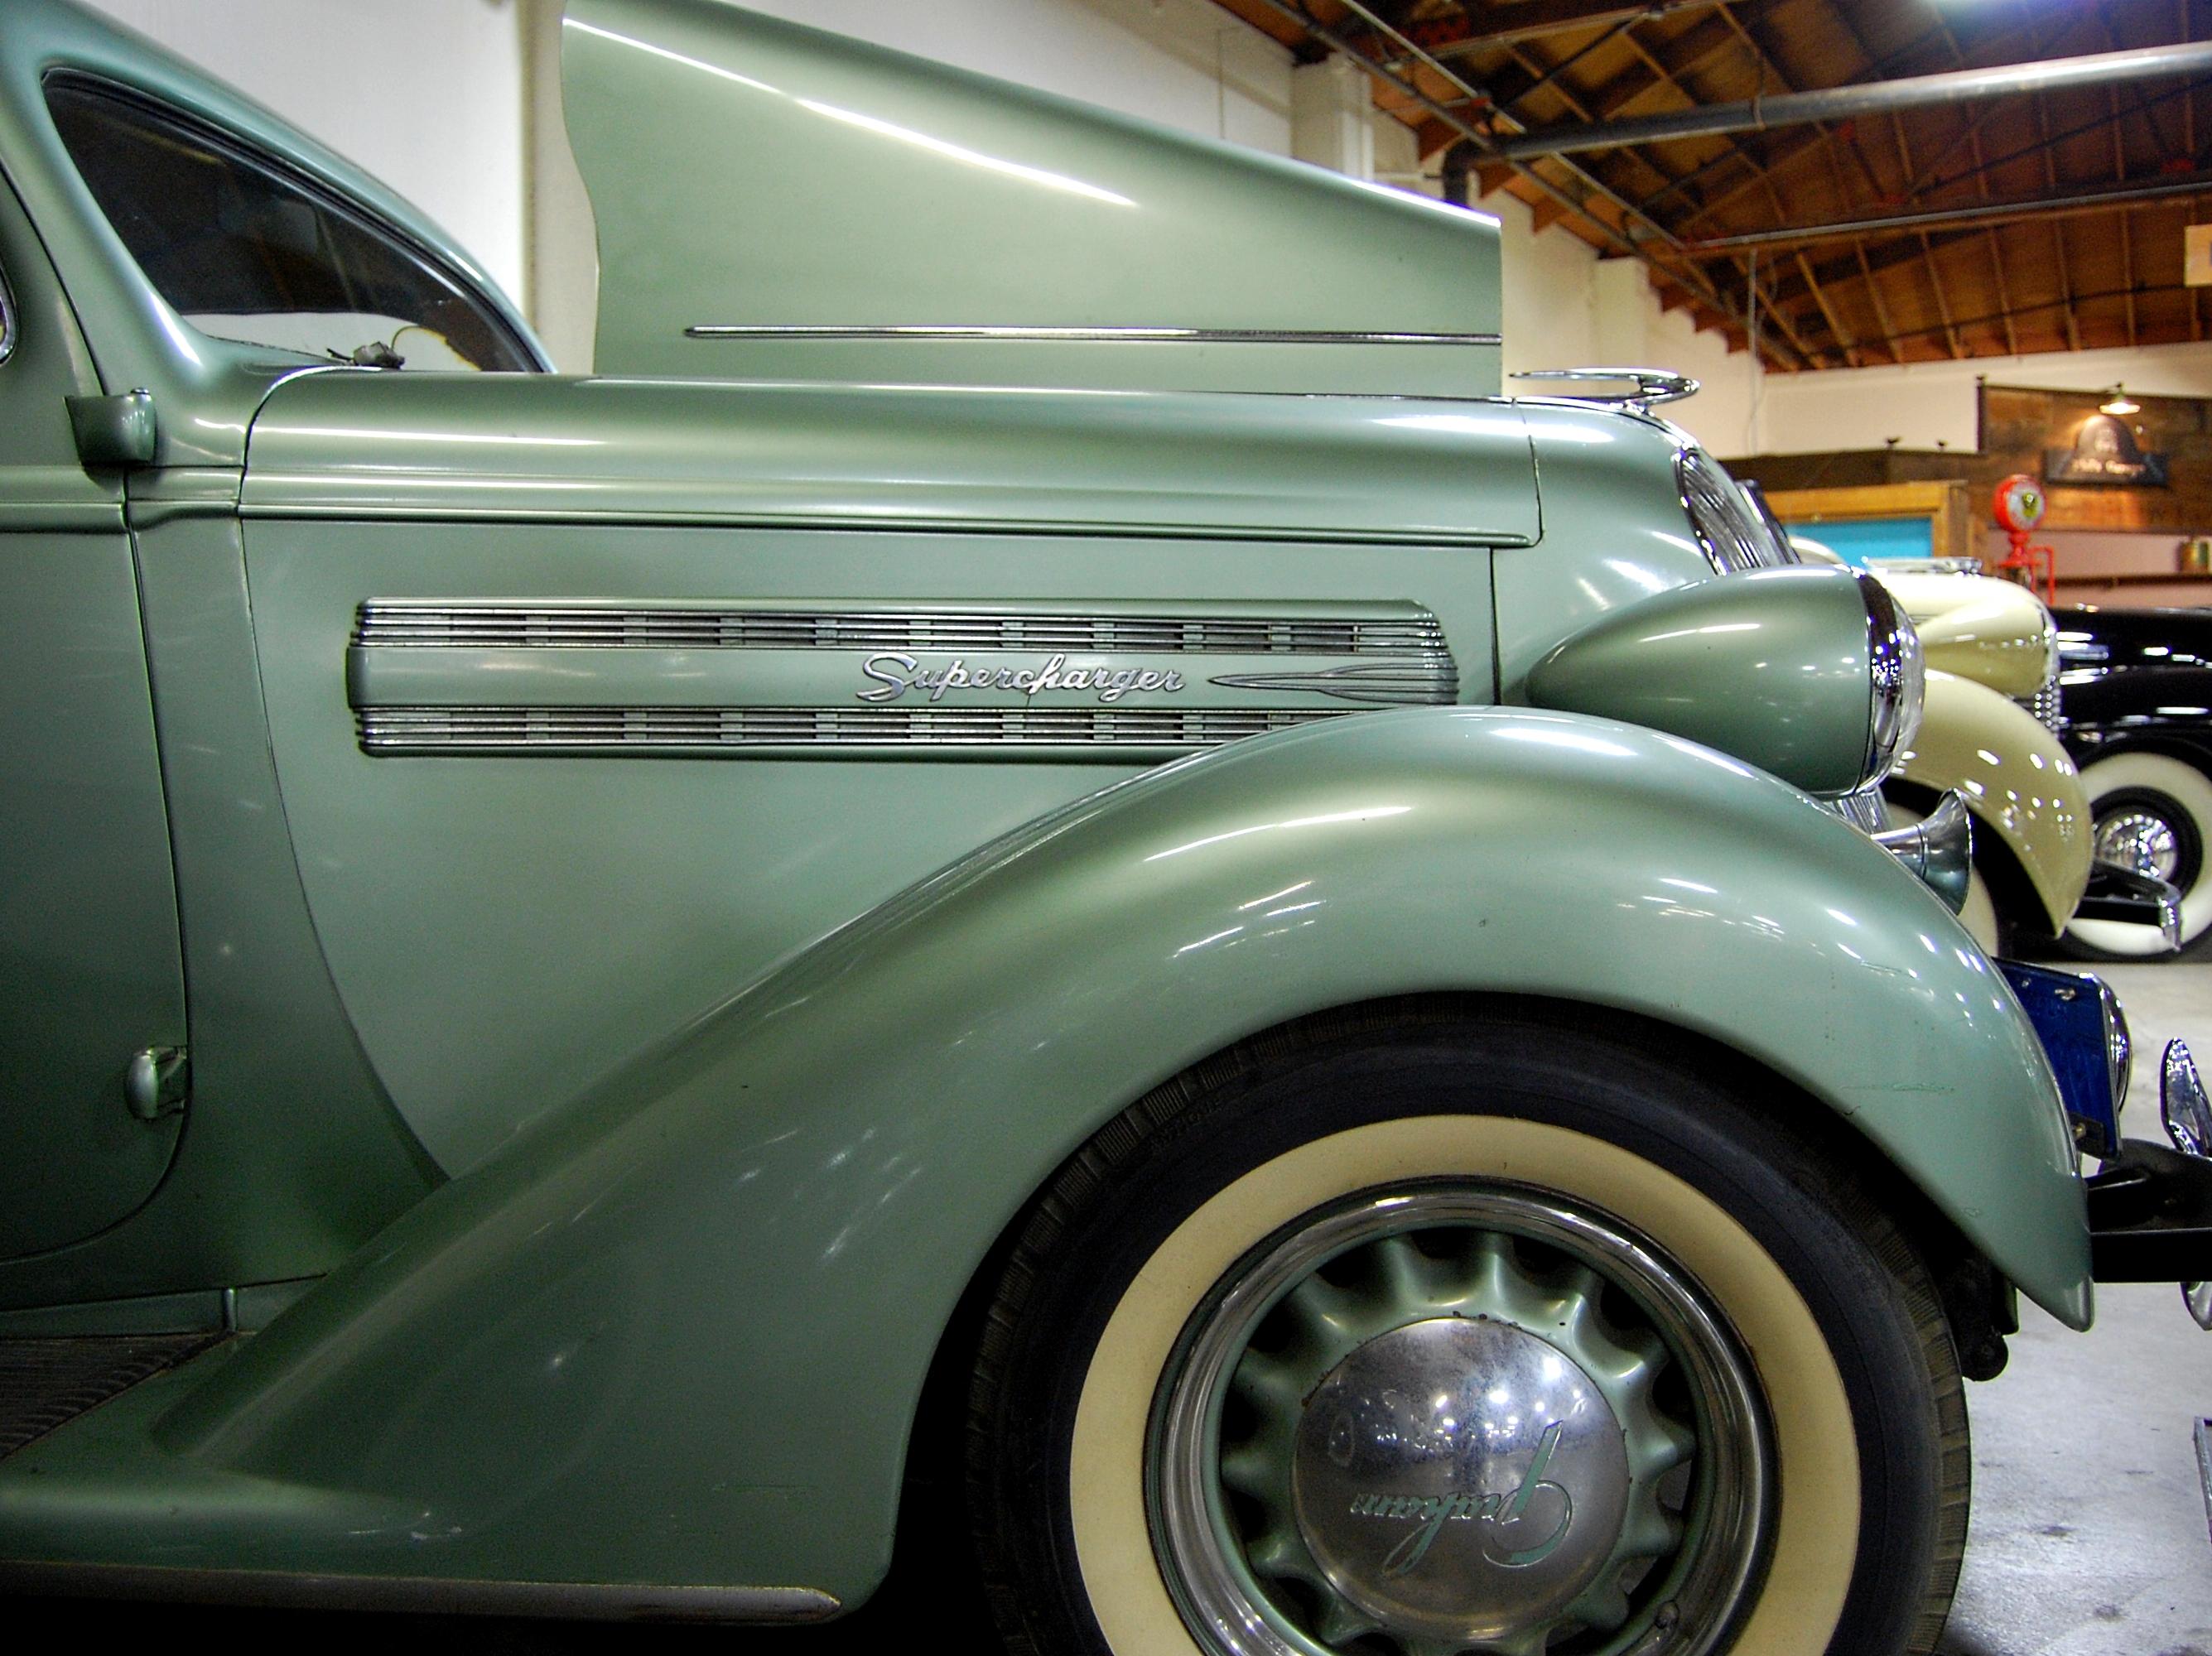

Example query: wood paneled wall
[1731,384,2212,537]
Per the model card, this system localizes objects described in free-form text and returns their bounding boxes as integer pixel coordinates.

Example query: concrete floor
[36,961,2212,1654]
[1935,957,2212,1656]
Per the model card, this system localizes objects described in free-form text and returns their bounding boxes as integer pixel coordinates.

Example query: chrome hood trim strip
[683,325,1504,347]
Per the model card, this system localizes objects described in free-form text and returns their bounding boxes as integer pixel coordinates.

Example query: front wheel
[2060,751,2212,958]
[966,1011,1966,1656]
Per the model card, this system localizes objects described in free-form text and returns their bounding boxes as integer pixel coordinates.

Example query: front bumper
[2076,859,2184,952]
[2087,1041,2212,1327]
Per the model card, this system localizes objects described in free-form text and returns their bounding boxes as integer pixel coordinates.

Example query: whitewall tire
[2064,751,2212,959]
[965,1009,1968,1656]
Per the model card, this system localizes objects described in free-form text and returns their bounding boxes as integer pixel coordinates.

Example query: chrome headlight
[1860,570,1925,780]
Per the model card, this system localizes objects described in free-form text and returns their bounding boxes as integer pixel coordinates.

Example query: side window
[46,75,539,373]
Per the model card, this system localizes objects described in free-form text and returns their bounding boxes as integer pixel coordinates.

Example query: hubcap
[1291,1317,1631,1644]
[2096,808,2182,883]
[1149,1187,1772,1656]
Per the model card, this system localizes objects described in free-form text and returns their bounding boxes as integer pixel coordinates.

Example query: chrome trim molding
[1208,660,1458,704]
[2020,677,2068,735]
[682,325,1503,347]
[1858,571,1926,785]
[2166,1040,2211,1160]
[1676,449,1796,575]
[354,603,1451,660]
[1823,782,1890,835]
[358,705,1350,754]
[0,1562,840,1623]
[350,603,1454,755]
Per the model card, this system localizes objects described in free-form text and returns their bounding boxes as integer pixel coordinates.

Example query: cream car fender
[1896,670,2089,934]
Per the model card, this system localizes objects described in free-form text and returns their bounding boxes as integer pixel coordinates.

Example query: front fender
[1897,671,2090,932]
[2,709,2089,1605]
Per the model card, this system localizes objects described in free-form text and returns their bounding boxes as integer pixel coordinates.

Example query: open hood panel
[563,0,1503,395]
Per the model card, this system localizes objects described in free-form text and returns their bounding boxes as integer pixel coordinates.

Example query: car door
[0,170,188,1258]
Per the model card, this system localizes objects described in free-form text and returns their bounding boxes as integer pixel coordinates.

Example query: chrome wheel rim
[2095,807,2184,885]
[1147,1185,1774,1656]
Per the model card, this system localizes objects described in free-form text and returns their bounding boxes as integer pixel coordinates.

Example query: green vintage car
[2,4,2207,1655]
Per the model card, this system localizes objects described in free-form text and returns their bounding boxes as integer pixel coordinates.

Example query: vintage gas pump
[1993,472,2056,602]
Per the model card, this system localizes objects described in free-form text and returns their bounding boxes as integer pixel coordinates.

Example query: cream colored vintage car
[1794,544,2090,952]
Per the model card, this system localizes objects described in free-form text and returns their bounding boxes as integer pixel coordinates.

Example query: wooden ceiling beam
[1794,248,1863,367]
[2033,91,2084,350]
[2188,0,2203,344]
[1423,0,1723,58]
[1669,0,1911,238]
[2101,16,2142,351]
[1523,7,1829,364]
[1922,12,2024,359]
[1545,9,1747,132]
[1823,141,1902,365]
[1832,279,2203,357]
[1221,0,1810,366]
[1652,2,2014,230]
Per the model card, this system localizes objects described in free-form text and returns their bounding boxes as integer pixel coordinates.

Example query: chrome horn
[1872,790,1973,916]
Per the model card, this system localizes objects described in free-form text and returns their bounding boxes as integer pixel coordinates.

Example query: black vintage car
[2056,604,2212,956]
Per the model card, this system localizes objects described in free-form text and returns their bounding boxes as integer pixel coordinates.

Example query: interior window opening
[45,74,540,373]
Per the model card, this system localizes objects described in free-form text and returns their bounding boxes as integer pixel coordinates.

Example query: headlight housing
[1860,570,1925,782]
[1525,565,1930,798]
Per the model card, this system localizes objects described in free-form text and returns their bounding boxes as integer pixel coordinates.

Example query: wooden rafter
[1824,279,2205,357]
[1650,3,1961,231]
[1566,5,1840,362]
[1195,0,2212,370]
[2189,0,2204,343]
[1924,13,2022,358]
[1222,0,1811,365]
[1827,141,1900,363]
[1488,3,1826,363]
[2034,91,2084,350]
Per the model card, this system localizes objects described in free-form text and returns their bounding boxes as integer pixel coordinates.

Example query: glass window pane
[46,76,538,373]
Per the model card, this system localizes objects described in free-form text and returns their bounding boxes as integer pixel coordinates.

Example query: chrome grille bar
[354,604,1450,659]
[358,705,1351,753]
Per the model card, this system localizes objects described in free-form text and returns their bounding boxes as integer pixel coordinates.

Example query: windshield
[46,75,539,373]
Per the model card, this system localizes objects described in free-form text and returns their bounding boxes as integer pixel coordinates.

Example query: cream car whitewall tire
[2065,751,2212,958]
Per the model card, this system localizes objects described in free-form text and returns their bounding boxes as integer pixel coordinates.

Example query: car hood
[1873,570,2055,700]
[242,372,1542,548]
[2056,604,2212,669]
[560,0,1505,396]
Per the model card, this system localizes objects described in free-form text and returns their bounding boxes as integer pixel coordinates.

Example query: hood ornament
[1512,367,1700,411]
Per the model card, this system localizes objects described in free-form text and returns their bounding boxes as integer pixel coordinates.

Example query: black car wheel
[966,1007,1967,1656]
[2064,753,2212,959]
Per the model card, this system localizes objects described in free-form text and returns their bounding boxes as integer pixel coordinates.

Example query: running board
[0,1561,841,1622]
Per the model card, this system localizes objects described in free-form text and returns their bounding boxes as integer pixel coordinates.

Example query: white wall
[1750,342,2212,458]
[80,0,528,307]
[1475,185,1752,455]
[728,0,1292,152]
